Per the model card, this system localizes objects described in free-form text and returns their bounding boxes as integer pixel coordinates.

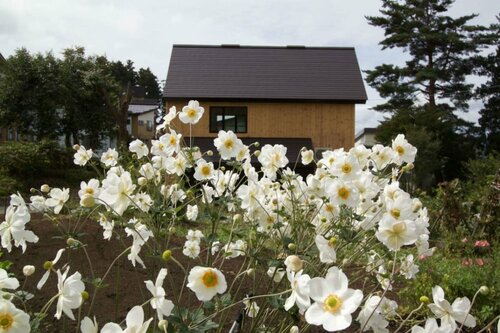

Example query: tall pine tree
[366,0,491,187]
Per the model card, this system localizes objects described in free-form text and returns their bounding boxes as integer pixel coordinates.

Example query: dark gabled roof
[354,127,377,141]
[163,45,367,103]
[128,98,159,114]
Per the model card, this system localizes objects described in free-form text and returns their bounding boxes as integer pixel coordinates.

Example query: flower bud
[254,150,260,157]
[290,326,299,333]
[30,188,36,193]
[479,286,489,295]
[41,184,50,193]
[80,194,95,208]
[254,142,260,148]
[233,214,242,223]
[284,255,303,272]
[23,265,35,277]
[67,237,79,247]
[328,237,337,247]
[81,291,89,301]
[287,243,297,251]
[246,268,255,276]
[43,261,53,270]
[73,144,80,150]
[168,226,176,234]
[220,166,225,171]
[158,320,168,331]
[206,150,213,156]
[162,250,172,261]
[419,296,430,303]
[138,177,147,186]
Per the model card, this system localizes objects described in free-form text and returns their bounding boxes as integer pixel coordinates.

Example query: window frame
[209,106,248,133]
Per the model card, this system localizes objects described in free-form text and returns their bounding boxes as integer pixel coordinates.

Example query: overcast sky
[1,0,498,133]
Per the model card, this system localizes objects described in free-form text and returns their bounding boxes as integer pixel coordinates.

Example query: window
[210,107,247,133]
[146,120,153,131]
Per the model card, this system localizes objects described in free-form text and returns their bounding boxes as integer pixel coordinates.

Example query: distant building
[127,98,158,142]
[163,44,367,162]
[355,127,378,148]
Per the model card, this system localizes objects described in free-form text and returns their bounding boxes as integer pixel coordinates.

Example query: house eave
[162,96,367,105]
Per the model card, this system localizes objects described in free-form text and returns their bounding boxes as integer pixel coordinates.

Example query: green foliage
[424,153,499,239]
[366,0,496,187]
[398,250,499,325]
[0,47,162,148]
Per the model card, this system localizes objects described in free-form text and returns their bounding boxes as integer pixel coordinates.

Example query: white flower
[328,180,359,208]
[428,286,476,330]
[183,240,201,259]
[100,148,119,167]
[22,265,35,277]
[157,106,177,132]
[159,129,182,156]
[98,214,114,241]
[101,306,152,333]
[78,179,100,208]
[258,144,289,180]
[125,219,153,268]
[194,159,215,181]
[80,316,98,333]
[392,134,417,165]
[400,254,419,279]
[186,205,198,221]
[186,230,204,242]
[411,318,454,333]
[331,154,361,180]
[301,149,314,165]
[214,130,243,160]
[357,295,389,333]
[165,155,189,176]
[0,205,38,253]
[284,269,311,312]
[243,298,260,318]
[305,267,363,332]
[55,267,85,320]
[139,163,155,180]
[0,268,19,294]
[179,100,204,124]
[133,192,153,212]
[129,139,149,159]
[187,266,227,301]
[375,215,418,251]
[223,240,247,258]
[144,269,174,320]
[29,195,47,212]
[74,146,93,166]
[371,144,394,170]
[0,299,31,333]
[37,248,65,289]
[267,267,285,283]
[99,172,136,216]
[315,235,337,264]
[45,188,70,214]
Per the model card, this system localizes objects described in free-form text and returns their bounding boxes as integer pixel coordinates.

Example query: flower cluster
[0,100,485,333]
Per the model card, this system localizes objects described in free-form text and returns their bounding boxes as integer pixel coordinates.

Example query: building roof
[163,45,367,103]
[354,127,377,141]
[128,98,158,114]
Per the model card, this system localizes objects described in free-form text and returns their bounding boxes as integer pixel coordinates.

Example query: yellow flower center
[201,165,211,177]
[396,146,405,155]
[0,313,13,329]
[224,139,234,150]
[85,188,94,195]
[338,186,350,200]
[341,163,352,174]
[391,208,400,219]
[187,108,197,118]
[325,203,334,213]
[169,136,177,146]
[323,294,342,313]
[201,269,218,288]
[392,221,407,235]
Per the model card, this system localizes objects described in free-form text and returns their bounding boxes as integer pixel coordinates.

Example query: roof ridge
[172,44,355,50]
